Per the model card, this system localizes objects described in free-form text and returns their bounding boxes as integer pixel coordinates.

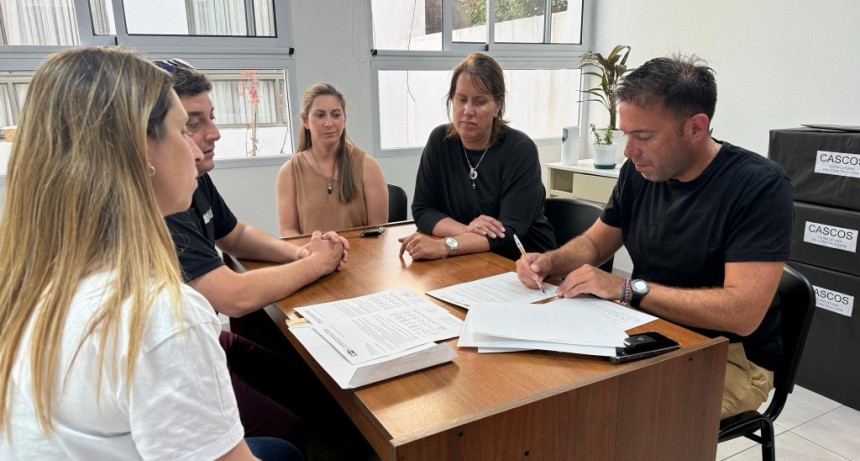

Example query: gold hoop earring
[147,164,156,176]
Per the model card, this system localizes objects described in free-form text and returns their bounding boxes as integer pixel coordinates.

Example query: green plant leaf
[579,45,635,130]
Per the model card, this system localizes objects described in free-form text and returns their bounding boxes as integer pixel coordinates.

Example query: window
[371,0,584,51]
[0,73,31,130]
[206,70,294,159]
[115,0,275,36]
[370,0,591,155]
[494,0,582,44]
[0,0,297,162]
[0,0,80,45]
[377,67,580,149]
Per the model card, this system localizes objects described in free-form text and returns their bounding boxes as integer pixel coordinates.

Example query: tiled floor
[717,386,860,460]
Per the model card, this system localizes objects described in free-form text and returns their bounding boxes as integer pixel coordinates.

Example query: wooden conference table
[233,223,728,461]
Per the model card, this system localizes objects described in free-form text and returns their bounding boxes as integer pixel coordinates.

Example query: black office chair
[717,265,816,461]
[387,183,408,223]
[543,197,613,273]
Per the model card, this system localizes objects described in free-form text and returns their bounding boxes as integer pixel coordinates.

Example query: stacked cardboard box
[769,126,860,410]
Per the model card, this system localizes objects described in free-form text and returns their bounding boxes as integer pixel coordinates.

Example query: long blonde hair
[0,47,183,434]
[298,82,357,203]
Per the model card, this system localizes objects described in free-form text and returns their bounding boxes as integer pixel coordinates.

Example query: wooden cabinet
[547,160,620,204]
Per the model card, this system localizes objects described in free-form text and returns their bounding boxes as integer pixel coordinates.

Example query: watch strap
[630,290,645,308]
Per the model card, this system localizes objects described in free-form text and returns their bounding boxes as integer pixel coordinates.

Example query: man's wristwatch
[443,237,459,257]
[630,279,650,308]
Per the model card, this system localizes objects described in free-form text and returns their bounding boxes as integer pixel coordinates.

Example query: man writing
[159,59,368,459]
[517,55,793,418]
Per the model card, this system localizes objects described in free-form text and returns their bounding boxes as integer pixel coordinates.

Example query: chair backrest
[543,197,613,273]
[763,264,816,421]
[387,183,408,223]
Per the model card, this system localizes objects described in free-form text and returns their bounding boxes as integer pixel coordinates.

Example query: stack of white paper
[290,287,463,388]
[457,296,658,356]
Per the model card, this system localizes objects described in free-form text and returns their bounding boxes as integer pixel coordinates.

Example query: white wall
[590,0,860,156]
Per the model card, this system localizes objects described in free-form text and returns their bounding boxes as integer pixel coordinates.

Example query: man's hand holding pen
[515,251,551,293]
[517,252,626,301]
[513,234,545,294]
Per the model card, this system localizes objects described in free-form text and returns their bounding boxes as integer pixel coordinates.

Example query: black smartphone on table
[359,226,385,237]
[608,331,680,364]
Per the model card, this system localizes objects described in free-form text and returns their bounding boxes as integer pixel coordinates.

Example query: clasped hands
[516,252,624,300]
[298,230,350,271]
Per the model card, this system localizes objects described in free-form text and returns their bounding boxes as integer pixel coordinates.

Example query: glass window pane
[122,0,276,37]
[88,0,115,35]
[453,0,486,43]
[494,0,544,44]
[504,68,580,139]
[253,0,275,36]
[205,70,292,158]
[0,0,80,45]
[550,0,581,44]
[0,87,13,128]
[378,70,450,149]
[0,76,31,128]
[371,0,441,51]
[378,68,580,150]
[14,83,29,112]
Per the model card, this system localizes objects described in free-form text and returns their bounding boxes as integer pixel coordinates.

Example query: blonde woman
[0,48,295,460]
[277,82,388,236]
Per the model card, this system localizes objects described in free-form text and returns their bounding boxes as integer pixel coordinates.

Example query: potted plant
[590,124,616,169]
[579,45,634,164]
[578,44,633,131]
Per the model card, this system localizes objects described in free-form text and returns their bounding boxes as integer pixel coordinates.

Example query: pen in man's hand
[513,234,545,294]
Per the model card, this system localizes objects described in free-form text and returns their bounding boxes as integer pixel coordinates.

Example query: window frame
[369,0,595,157]
[0,0,299,165]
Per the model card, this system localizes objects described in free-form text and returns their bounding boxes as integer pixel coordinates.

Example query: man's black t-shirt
[601,142,793,370]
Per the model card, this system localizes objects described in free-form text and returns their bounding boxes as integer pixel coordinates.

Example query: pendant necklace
[462,143,490,189]
[309,148,334,194]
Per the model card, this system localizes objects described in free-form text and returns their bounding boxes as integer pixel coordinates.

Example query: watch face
[631,279,649,294]
[445,237,458,250]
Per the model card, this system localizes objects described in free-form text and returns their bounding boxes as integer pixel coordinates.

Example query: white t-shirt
[1,272,244,460]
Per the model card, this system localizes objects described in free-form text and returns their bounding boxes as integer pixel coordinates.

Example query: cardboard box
[789,261,859,410]
[791,201,860,276]
[769,127,860,212]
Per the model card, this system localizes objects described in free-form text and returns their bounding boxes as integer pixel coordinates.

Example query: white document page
[549,296,659,330]
[457,312,618,356]
[296,288,462,365]
[467,302,627,346]
[458,296,657,355]
[297,287,436,324]
[426,272,558,309]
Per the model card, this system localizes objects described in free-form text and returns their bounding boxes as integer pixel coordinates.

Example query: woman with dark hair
[277,82,388,236]
[399,53,556,261]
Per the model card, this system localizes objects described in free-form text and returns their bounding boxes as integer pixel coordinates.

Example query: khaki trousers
[722,342,774,418]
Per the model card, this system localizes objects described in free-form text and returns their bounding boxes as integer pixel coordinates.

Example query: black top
[602,141,794,370]
[165,173,238,282]
[412,124,556,261]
